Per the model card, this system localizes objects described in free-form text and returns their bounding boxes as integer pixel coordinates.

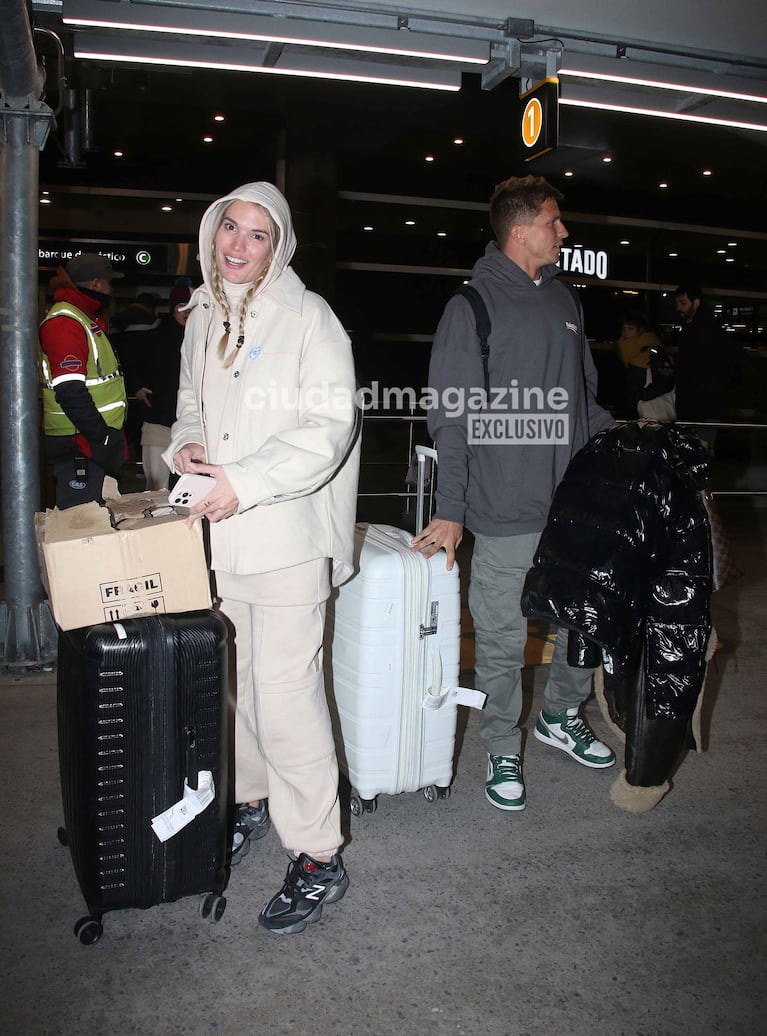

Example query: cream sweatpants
[216,558,341,859]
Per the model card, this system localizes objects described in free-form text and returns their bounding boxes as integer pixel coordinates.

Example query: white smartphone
[169,472,217,510]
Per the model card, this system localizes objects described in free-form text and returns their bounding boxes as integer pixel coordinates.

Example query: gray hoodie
[427,242,613,536]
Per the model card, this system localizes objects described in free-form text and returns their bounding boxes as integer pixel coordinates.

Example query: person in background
[128,279,192,490]
[673,284,738,446]
[39,253,127,509]
[616,309,662,418]
[111,291,162,334]
[165,182,360,935]
[111,293,162,460]
[412,174,615,816]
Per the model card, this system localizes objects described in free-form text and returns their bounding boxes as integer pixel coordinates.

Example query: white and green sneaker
[535,707,615,768]
[485,754,526,811]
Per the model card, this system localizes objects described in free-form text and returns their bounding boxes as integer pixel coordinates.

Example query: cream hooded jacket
[165,182,360,586]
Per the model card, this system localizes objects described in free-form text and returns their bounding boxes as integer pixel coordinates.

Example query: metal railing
[356,412,767,518]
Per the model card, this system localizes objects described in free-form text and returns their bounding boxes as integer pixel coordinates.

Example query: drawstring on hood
[197,182,297,365]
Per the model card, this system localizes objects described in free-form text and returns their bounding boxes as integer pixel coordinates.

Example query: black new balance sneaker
[258,853,349,934]
[230,801,271,865]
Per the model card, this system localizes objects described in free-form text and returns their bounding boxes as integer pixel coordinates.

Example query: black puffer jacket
[521,423,713,720]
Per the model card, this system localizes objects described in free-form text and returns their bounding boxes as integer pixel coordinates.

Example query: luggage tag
[150,770,215,842]
[421,646,486,711]
[423,686,487,711]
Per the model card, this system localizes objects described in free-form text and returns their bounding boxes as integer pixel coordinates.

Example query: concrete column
[282,121,338,304]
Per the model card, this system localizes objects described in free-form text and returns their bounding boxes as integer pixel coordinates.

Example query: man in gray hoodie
[412,175,615,812]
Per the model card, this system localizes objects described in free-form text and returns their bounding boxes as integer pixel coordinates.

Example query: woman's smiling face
[214,200,273,284]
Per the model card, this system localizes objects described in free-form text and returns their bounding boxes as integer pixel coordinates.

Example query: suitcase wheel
[74,915,103,946]
[423,784,451,802]
[199,893,227,923]
[350,794,377,817]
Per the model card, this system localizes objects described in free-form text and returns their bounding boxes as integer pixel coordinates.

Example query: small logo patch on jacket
[60,354,83,372]
[565,321,578,334]
[249,346,262,360]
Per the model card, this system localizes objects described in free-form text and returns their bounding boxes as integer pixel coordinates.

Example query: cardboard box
[35,491,212,631]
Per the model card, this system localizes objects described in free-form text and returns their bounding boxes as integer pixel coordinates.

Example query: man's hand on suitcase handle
[411,518,464,570]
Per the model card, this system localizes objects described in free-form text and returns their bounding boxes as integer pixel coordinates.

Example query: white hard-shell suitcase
[325,447,463,814]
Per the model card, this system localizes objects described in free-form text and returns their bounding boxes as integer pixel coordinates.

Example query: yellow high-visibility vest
[39,302,126,436]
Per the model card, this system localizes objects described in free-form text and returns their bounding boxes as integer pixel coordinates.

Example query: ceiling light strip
[560,97,767,133]
[72,42,462,92]
[560,67,767,105]
[63,0,489,64]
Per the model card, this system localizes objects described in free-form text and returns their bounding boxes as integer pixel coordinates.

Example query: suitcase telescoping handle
[414,445,438,536]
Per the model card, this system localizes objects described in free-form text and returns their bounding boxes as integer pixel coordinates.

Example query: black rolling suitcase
[57,610,229,944]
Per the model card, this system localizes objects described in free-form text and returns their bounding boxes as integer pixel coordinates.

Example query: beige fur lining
[610,769,670,812]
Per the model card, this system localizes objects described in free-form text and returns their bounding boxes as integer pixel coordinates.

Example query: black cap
[66,253,125,283]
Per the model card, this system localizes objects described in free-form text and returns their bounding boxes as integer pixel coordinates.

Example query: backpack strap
[453,284,491,399]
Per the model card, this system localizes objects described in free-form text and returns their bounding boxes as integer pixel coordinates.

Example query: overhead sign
[520,77,559,161]
[558,246,608,279]
[38,240,173,274]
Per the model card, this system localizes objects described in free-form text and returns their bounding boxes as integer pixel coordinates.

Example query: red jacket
[40,285,124,458]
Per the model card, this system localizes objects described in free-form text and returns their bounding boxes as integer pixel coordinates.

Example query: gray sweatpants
[469,532,595,757]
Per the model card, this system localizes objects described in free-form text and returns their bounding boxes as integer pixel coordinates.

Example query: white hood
[197,181,297,299]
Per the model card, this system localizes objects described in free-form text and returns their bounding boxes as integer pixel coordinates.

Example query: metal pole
[0,103,56,664]
[0,0,57,663]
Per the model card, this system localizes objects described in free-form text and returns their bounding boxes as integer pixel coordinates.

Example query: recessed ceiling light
[668,252,678,257]
[202,135,214,143]
[717,249,726,254]
[113,150,124,157]
[175,198,183,202]
[726,257,735,262]
[702,169,713,176]
[564,169,575,177]
[161,205,173,212]
[453,137,464,145]
[425,155,435,162]
[363,225,374,231]
[619,239,630,245]
[601,155,612,163]
[658,181,669,188]
[213,114,225,122]
[405,220,416,226]
[437,232,447,237]
[40,197,51,205]
[728,241,738,247]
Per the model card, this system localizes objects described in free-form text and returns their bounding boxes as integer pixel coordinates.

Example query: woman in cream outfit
[165,182,360,934]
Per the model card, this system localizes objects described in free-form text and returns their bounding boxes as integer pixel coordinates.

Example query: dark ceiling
[35,52,767,232]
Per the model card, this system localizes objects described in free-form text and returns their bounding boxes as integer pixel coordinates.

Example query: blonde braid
[210,241,233,359]
[220,259,271,367]
[218,282,255,369]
